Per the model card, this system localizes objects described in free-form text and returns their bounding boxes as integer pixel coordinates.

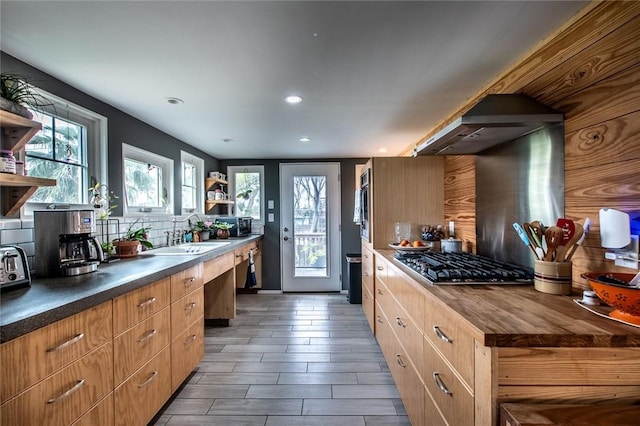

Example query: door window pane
[293,175,327,277]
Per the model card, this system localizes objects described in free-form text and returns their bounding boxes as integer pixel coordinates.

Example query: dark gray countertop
[0,235,261,343]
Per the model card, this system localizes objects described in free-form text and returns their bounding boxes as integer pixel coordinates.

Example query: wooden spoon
[544,226,563,261]
[529,221,546,250]
[555,226,583,262]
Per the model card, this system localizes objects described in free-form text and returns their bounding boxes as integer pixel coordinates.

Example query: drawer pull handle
[396,354,406,368]
[138,329,158,343]
[185,302,197,311]
[377,289,383,295]
[396,318,406,328]
[138,371,158,388]
[433,372,453,395]
[185,277,196,285]
[46,333,85,352]
[433,326,452,343]
[363,272,369,276]
[377,266,384,271]
[137,297,157,308]
[376,315,383,324]
[47,379,85,404]
[185,334,197,346]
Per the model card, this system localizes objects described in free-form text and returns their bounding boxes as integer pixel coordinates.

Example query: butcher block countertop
[379,250,640,348]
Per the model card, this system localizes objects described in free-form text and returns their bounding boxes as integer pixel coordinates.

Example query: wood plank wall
[410,1,640,290]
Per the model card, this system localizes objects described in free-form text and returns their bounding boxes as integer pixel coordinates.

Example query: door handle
[283,236,289,241]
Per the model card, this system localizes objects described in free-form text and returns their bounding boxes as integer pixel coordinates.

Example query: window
[24,89,107,214]
[122,144,173,214]
[228,165,264,223]
[181,151,204,214]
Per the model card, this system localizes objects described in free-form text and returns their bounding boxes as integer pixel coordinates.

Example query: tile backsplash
[0,213,260,271]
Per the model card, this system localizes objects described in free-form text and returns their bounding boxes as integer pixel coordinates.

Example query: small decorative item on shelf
[0,73,53,119]
[213,221,234,239]
[89,182,118,219]
[112,219,153,258]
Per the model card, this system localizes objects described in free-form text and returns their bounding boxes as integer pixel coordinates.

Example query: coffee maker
[35,210,104,277]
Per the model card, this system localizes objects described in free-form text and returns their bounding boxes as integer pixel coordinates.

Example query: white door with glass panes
[280,163,341,292]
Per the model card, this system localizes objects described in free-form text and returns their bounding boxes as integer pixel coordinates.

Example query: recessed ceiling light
[379,147,388,153]
[285,95,303,104]
[165,97,184,105]
[223,138,233,143]
[299,137,311,143]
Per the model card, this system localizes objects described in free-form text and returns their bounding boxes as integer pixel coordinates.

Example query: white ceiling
[1,1,587,160]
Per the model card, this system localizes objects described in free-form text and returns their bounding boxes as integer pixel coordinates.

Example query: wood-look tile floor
[150,293,410,426]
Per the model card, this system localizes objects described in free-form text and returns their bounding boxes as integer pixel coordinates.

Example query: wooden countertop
[378,250,640,348]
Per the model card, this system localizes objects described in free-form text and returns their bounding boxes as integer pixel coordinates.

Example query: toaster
[0,245,31,291]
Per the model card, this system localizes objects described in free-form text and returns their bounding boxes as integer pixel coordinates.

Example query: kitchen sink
[140,241,231,256]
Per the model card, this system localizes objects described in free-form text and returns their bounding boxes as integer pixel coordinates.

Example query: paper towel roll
[599,208,630,248]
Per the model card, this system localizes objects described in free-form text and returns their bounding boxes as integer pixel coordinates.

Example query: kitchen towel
[353,189,361,224]
[244,250,257,288]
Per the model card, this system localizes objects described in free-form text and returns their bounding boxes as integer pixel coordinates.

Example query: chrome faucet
[170,213,202,245]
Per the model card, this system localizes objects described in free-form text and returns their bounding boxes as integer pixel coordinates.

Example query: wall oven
[360,168,370,241]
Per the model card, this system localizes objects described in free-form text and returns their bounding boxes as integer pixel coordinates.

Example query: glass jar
[0,150,16,174]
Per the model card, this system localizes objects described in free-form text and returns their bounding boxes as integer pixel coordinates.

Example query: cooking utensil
[529,221,546,250]
[522,222,545,260]
[544,226,563,261]
[556,218,576,246]
[566,218,591,260]
[555,226,583,262]
[629,271,640,287]
[513,223,542,260]
[582,272,640,325]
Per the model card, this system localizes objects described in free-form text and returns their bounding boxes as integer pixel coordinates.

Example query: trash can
[346,254,362,304]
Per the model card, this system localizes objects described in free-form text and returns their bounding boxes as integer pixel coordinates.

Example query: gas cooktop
[394,251,533,285]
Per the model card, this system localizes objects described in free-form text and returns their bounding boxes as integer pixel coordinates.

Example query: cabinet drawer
[1,301,112,402]
[424,296,475,389]
[113,278,170,335]
[71,393,113,426]
[374,254,388,282]
[203,251,235,283]
[171,287,204,337]
[424,385,447,426]
[171,316,204,392]
[113,307,171,386]
[375,303,424,426]
[362,284,375,334]
[114,345,172,426]
[235,240,260,265]
[424,337,474,426]
[375,279,423,377]
[171,263,203,302]
[386,265,424,332]
[1,342,113,426]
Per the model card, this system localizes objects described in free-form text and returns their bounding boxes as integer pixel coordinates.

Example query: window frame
[180,150,204,214]
[22,89,108,216]
[122,143,174,215]
[227,165,264,225]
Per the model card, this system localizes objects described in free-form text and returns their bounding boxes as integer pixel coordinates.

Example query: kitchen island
[366,247,640,426]
[0,235,261,426]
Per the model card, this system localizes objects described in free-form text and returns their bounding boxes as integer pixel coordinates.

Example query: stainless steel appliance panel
[476,124,564,268]
[359,169,370,241]
[0,246,30,290]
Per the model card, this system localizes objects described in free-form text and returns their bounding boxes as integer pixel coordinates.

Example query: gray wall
[1,52,220,216]
[220,159,366,291]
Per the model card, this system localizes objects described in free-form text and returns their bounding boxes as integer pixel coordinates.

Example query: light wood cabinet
[361,243,375,333]
[170,263,203,302]
[0,110,56,216]
[112,277,170,336]
[70,394,114,426]
[171,316,204,392]
[0,300,112,403]
[203,251,236,322]
[364,156,444,250]
[204,177,234,213]
[234,239,262,289]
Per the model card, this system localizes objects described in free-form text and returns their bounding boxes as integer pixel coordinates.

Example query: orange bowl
[582,273,640,325]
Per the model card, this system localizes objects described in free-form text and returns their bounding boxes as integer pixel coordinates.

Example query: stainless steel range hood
[413,94,563,156]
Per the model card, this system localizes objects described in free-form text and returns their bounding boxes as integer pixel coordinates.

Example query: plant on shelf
[213,221,234,239]
[112,218,153,257]
[0,73,53,119]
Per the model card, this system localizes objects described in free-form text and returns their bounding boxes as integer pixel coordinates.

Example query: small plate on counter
[388,243,431,252]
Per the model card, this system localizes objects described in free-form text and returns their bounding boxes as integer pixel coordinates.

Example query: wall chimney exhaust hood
[412,94,563,156]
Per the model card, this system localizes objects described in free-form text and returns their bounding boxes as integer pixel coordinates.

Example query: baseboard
[204,318,230,327]
[257,290,283,294]
[237,287,259,294]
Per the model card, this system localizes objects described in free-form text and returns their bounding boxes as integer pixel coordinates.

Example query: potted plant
[189,220,214,242]
[0,73,52,119]
[89,182,118,219]
[112,219,153,257]
[213,221,234,239]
